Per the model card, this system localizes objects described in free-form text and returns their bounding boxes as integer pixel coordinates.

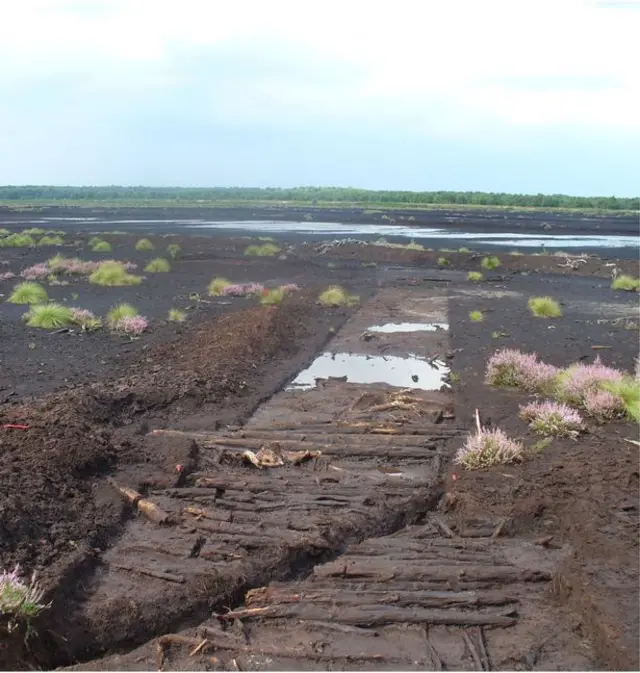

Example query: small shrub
[280,283,300,294]
[113,315,148,335]
[1,233,36,248]
[469,310,484,322]
[70,308,102,331]
[611,275,640,291]
[221,282,264,297]
[49,256,98,275]
[0,565,49,630]
[244,243,280,257]
[38,235,64,246]
[0,271,16,281]
[144,258,170,273]
[91,240,112,252]
[467,272,483,282]
[454,427,524,470]
[260,288,284,305]
[107,303,139,327]
[135,238,155,251]
[166,243,181,259]
[481,256,501,270]
[167,308,187,322]
[528,296,562,318]
[89,261,142,286]
[20,264,50,281]
[555,356,624,414]
[602,378,640,422]
[23,303,74,329]
[318,285,359,307]
[486,348,559,393]
[7,282,48,305]
[208,277,231,296]
[519,401,584,437]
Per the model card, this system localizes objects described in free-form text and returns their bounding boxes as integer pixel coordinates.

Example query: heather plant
[7,282,48,305]
[467,272,483,282]
[220,282,264,297]
[113,315,148,335]
[519,401,584,437]
[244,243,280,256]
[91,239,112,252]
[555,356,624,409]
[166,243,181,259]
[89,261,142,286]
[611,275,640,291]
[49,256,99,275]
[486,348,559,393]
[0,271,15,281]
[0,565,49,631]
[144,257,170,273]
[454,427,524,470]
[107,303,139,327]
[528,296,562,318]
[280,283,300,294]
[70,308,102,331]
[469,310,484,322]
[38,235,64,246]
[20,264,50,281]
[167,308,187,322]
[481,256,501,270]
[208,277,231,296]
[135,238,155,251]
[23,303,74,329]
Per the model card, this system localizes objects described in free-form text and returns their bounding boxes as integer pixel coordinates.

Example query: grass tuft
[208,277,231,296]
[91,239,112,252]
[611,275,640,291]
[167,308,187,322]
[107,303,139,327]
[528,296,562,318]
[0,233,36,248]
[467,271,483,282]
[602,378,640,422]
[23,303,74,329]
[135,238,155,251]
[144,257,171,273]
[38,235,64,246]
[244,243,280,257]
[481,256,501,270]
[70,308,102,331]
[437,257,449,266]
[166,243,181,259]
[318,285,360,307]
[7,281,48,305]
[469,310,484,322]
[89,261,142,286]
[260,288,284,305]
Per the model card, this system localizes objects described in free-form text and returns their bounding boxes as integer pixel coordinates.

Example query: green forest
[0,186,637,211]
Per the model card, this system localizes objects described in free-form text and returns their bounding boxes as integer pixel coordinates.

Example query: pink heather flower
[280,283,300,294]
[557,356,624,407]
[221,282,265,297]
[454,427,524,470]
[52,258,99,275]
[583,389,624,422]
[519,400,584,437]
[0,271,16,281]
[114,315,148,335]
[485,348,559,392]
[20,263,50,280]
[0,564,49,623]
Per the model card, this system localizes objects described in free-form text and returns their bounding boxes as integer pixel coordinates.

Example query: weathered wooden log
[111,563,185,584]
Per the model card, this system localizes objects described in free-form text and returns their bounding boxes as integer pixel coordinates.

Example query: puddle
[287,352,450,391]
[368,322,449,333]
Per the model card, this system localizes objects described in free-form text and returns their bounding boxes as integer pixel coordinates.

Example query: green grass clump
[91,239,112,252]
[0,233,36,248]
[509,251,523,256]
[208,277,231,296]
[603,378,640,422]
[89,261,142,286]
[469,310,484,322]
[458,247,471,253]
[0,228,9,236]
[38,235,64,246]
[107,303,139,327]
[144,257,171,273]
[166,243,181,259]
[22,228,45,235]
[23,303,74,329]
[467,271,483,282]
[437,257,449,266]
[528,296,562,318]
[405,240,424,251]
[244,243,280,257]
[481,256,501,270]
[167,308,187,322]
[611,275,640,292]
[260,288,284,305]
[135,238,155,251]
[88,236,102,247]
[318,285,360,307]
[7,282,49,305]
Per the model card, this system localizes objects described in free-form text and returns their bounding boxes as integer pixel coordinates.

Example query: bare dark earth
[0,211,638,671]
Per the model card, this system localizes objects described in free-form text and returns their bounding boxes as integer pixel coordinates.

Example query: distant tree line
[0,186,637,211]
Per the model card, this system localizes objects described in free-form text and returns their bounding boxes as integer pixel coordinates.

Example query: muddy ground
[0,216,638,671]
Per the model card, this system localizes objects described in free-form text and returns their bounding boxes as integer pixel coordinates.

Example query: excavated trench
[38,287,597,670]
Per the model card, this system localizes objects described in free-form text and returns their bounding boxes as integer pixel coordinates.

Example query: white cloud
[0,0,638,135]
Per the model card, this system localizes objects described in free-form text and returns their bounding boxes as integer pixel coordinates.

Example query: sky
[0,0,638,196]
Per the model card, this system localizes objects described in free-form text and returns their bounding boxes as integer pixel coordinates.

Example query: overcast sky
[1,0,638,195]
